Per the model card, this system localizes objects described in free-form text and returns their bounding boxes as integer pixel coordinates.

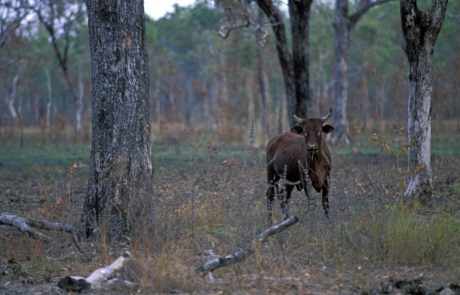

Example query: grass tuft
[384,207,454,265]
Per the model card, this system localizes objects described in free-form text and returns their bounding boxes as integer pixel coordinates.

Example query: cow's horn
[321,108,332,123]
[292,113,303,124]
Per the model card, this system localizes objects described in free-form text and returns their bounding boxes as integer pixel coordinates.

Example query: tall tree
[258,0,313,126]
[81,0,154,238]
[400,0,448,203]
[218,0,313,127]
[330,0,394,145]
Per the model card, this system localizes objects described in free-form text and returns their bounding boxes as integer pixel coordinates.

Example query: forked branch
[196,216,298,275]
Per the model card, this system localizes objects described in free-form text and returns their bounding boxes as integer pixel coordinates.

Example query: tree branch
[0,0,28,50]
[218,17,250,39]
[0,212,86,256]
[0,212,52,242]
[427,0,448,42]
[446,12,460,24]
[217,2,269,47]
[349,0,396,29]
[196,216,299,275]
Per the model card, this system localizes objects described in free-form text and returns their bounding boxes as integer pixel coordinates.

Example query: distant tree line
[0,1,459,145]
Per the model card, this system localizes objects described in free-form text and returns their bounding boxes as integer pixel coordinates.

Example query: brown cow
[265,109,334,226]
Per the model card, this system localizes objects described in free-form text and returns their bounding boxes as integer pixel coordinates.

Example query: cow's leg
[298,160,314,210]
[322,179,330,217]
[303,182,317,222]
[266,182,275,227]
[281,185,294,220]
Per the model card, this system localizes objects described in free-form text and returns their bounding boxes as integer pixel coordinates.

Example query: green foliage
[153,3,223,76]
[452,182,460,194]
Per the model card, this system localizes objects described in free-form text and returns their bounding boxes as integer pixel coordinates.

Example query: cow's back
[266,132,306,182]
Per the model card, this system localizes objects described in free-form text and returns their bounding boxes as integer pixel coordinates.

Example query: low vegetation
[0,127,459,293]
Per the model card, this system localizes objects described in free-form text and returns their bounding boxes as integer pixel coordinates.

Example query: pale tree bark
[6,74,19,124]
[168,76,175,119]
[184,78,195,124]
[256,44,270,143]
[330,0,394,145]
[153,68,162,124]
[331,0,351,145]
[277,88,285,134]
[82,0,154,239]
[45,68,52,129]
[41,68,53,145]
[218,48,230,128]
[247,74,256,147]
[256,10,270,142]
[400,0,448,203]
[76,65,85,139]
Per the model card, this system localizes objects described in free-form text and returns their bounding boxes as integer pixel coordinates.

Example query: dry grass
[0,129,459,293]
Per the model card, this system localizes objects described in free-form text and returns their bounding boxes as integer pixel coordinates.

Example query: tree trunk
[256,20,270,143]
[330,0,394,144]
[6,74,19,124]
[45,69,52,129]
[256,0,296,127]
[400,0,447,203]
[330,0,351,145]
[247,75,256,147]
[75,65,85,141]
[219,48,230,127]
[82,0,154,239]
[289,0,313,118]
[184,78,194,124]
[154,73,162,124]
[277,89,286,134]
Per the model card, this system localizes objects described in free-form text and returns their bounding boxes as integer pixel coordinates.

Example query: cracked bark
[82,0,154,239]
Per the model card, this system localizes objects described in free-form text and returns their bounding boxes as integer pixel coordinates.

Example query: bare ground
[0,140,459,294]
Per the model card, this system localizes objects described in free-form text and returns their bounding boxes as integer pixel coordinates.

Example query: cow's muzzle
[307,144,318,151]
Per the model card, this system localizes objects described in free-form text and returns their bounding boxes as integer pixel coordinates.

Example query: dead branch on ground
[196,216,299,275]
[0,212,85,256]
[58,251,135,292]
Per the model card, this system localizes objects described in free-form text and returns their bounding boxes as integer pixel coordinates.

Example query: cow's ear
[290,126,303,134]
[322,124,334,133]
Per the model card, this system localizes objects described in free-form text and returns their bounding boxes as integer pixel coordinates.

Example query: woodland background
[0,1,460,294]
[1,1,459,145]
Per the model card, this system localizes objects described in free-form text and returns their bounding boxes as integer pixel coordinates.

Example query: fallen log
[0,212,85,255]
[58,251,135,292]
[196,216,299,275]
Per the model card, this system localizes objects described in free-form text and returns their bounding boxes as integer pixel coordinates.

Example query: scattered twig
[196,216,299,275]
[58,251,135,292]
